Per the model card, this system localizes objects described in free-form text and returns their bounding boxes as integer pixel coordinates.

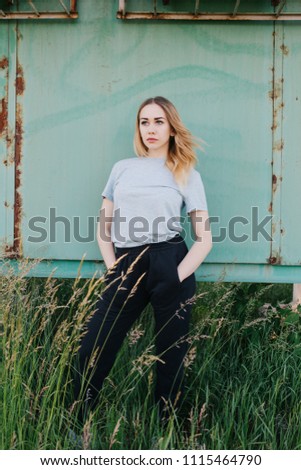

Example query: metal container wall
[0,1,300,281]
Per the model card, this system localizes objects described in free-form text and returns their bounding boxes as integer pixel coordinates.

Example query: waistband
[115,233,184,256]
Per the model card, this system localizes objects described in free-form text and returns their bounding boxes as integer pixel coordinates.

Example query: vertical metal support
[292,284,301,307]
[195,0,200,15]
[58,0,70,16]
[118,0,126,16]
[153,0,157,16]
[232,0,241,17]
[70,0,77,12]
[276,0,286,17]
[270,22,285,264]
[28,1,40,17]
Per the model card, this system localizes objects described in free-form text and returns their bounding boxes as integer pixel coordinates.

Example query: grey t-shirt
[101,156,208,247]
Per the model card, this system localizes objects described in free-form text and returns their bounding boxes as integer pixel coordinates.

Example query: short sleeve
[101,163,118,202]
[183,170,208,214]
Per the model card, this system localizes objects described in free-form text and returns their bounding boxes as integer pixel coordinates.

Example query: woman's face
[138,103,173,158]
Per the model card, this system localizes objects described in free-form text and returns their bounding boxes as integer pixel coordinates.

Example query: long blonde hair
[134,96,204,188]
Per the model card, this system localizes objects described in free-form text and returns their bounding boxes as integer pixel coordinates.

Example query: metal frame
[0,0,78,20]
[117,0,301,21]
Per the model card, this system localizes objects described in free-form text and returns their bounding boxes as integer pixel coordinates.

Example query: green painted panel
[2,0,299,281]
[16,1,273,267]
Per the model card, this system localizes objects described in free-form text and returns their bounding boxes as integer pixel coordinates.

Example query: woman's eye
[156,120,164,124]
[141,121,148,125]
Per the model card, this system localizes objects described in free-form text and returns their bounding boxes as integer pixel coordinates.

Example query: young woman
[73,96,212,423]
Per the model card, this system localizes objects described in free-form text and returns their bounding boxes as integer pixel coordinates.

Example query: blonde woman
[74,96,212,423]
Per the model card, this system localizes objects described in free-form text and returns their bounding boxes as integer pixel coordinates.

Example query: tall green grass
[0,259,300,450]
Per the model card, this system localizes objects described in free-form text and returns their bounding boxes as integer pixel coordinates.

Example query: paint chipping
[0,56,8,69]
[273,140,284,151]
[269,81,282,101]
[268,255,282,265]
[268,202,273,213]
[280,44,289,55]
[13,100,23,257]
[15,63,25,96]
[0,97,8,137]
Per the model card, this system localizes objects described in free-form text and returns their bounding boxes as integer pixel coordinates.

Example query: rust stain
[6,57,25,258]
[0,97,8,137]
[272,223,276,235]
[273,139,284,151]
[280,44,289,56]
[0,56,8,139]
[268,202,273,213]
[12,99,23,257]
[270,76,283,133]
[15,63,25,96]
[268,255,282,265]
[0,56,9,69]
[272,174,277,185]
[269,80,282,101]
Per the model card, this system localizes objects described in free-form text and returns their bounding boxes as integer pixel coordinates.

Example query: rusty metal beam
[116,11,301,21]
[0,12,78,20]
[70,0,77,13]
[0,0,78,20]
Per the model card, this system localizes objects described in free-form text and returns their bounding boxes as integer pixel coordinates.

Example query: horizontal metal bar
[0,12,78,19]
[116,11,301,21]
[1,259,301,283]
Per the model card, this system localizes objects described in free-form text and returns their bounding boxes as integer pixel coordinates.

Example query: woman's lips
[147,138,158,142]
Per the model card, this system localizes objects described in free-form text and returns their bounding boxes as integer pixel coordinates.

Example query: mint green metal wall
[0,1,300,281]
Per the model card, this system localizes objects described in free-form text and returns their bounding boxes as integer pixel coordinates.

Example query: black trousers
[73,233,196,420]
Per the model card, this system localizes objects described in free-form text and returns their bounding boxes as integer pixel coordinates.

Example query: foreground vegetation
[0,259,300,450]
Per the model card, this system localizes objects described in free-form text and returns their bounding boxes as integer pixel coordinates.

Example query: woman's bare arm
[177,210,213,282]
[96,197,116,269]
